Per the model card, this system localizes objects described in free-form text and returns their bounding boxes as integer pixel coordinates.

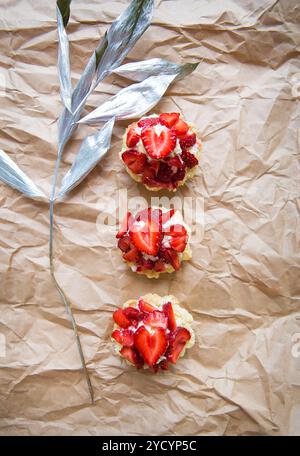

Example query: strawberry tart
[111,294,195,371]
[120,112,202,191]
[116,207,192,278]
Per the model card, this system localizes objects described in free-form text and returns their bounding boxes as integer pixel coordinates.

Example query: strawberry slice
[141,126,176,159]
[123,306,143,322]
[112,329,134,347]
[172,167,186,184]
[134,326,168,367]
[171,118,189,137]
[143,310,168,329]
[113,308,131,329]
[142,160,160,181]
[120,346,144,369]
[163,302,177,331]
[123,246,141,263]
[130,217,161,255]
[160,247,181,270]
[138,299,156,313]
[166,327,191,364]
[116,212,132,239]
[179,132,196,149]
[137,117,160,128]
[161,208,175,225]
[117,235,131,252]
[154,258,166,272]
[166,224,188,253]
[181,150,199,168]
[159,112,180,128]
[122,149,147,174]
[158,359,169,370]
[126,123,140,148]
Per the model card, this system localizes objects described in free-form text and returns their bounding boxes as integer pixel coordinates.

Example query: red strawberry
[161,208,175,225]
[172,167,186,184]
[142,160,160,181]
[159,112,180,128]
[179,132,196,149]
[116,212,132,239]
[122,149,147,174]
[166,224,188,253]
[154,258,166,272]
[123,246,141,263]
[143,310,168,329]
[113,308,131,329]
[166,327,191,364]
[134,326,168,367]
[123,306,143,321]
[117,235,131,252]
[138,299,156,313]
[157,161,173,183]
[171,118,189,137]
[141,126,176,159]
[160,247,180,270]
[137,117,159,128]
[165,155,183,169]
[126,123,140,148]
[138,258,155,271]
[163,302,177,331]
[120,346,144,369]
[158,359,169,370]
[112,329,134,347]
[136,207,162,227]
[181,150,199,168]
[130,217,161,255]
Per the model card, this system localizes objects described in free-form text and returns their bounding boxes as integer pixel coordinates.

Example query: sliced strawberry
[112,329,134,347]
[113,308,131,329]
[157,161,174,183]
[138,299,156,313]
[120,346,144,369]
[126,123,140,148]
[159,112,180,128]
[166,224,188,253]
[181,150,199,168]
[137,117,160,129]
[163,302,177,331]
[130,217,161,255]
[122,149,147,174]
[179,132,196,150]
[161,208,175,225]
[171,118,189,137]
[154,258,166,272]
[143,310,168,329]
[172,167,186,184]
[160,247,181,270]
[117,235,131,252]
[158,358,169,370]
[164,155,183,169]
[142,160,160,181]
[137,258,155,271]
[134,326,168,367]
[166,327,191,364]
[123,246,141,263]
[141,126,176,159]
[123,306,143,322]
[136,207,162,227]
[116,212,132,239]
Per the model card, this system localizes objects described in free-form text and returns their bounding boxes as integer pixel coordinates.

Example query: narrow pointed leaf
[57,5,72,113]
[96,0,154,83]
[57,0,72,27]
[113,58,199,82]
[58,118,115,198]
[0,149,46,201]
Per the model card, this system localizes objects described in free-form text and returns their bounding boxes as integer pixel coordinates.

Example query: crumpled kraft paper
[0,0,300,436]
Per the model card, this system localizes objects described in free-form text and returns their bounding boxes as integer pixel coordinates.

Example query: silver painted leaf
[58,118,115,198]
[0,149,46,201]
[57,5,72,113]
[78,74,177,125]
[113,58,199,82]
[96,0,154,83]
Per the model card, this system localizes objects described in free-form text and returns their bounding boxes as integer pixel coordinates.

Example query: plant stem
[49,149,94,404]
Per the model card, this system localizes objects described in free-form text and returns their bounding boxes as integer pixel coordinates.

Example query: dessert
[116,207,192,278]
[111,293,195,372]
[120,112,202,191]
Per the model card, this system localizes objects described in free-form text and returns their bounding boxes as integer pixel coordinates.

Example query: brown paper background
[0,0,300,436]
